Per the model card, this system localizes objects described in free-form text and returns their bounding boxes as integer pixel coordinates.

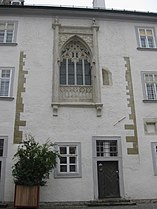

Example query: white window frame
[0,67,14,98]
[151,142,157,175]
[142,72,157,101]
[0,21,18,44]
[137,27,156,48]
[55,142,81,178]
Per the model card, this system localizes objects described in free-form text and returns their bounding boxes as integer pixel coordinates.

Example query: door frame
[92,136,124,199]
[0,136,8,202]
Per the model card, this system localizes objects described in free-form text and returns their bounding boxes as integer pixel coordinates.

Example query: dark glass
[69,147,76,154]
[76,60,83,85]
[60,165,67,172]
[60,157,67,164]
[70,157,76,163]
[84,60,91,85]
[60,146,67,154]
[70,165,76,172]
[60,59,66,84]
[68,60,74,85]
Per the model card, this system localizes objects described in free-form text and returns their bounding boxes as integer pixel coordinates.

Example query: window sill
[143,100,157,103]
[54,173,82,179]
[137,47,157,51]
[0,43,18,46]
[0,97,14,101]
[51,102,103,117]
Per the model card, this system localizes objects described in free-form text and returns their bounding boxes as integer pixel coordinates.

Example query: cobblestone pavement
[41,203,157,209]
[3,202,157,209]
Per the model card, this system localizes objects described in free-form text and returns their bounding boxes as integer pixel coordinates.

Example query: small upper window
[0,22,17,44]
[142,72,157,100]
[0,68,13,97]
[138,28,156,48]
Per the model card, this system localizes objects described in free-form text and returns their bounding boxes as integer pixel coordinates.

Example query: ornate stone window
[52,19,103,117]
[59,38,92,103]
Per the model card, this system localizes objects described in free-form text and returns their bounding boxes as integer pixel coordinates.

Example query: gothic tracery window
[60,38,91,86]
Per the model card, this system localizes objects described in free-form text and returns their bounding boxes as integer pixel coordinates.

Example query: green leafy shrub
[12,135,58,186]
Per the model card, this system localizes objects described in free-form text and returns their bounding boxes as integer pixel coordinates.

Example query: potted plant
[12,134,58,208]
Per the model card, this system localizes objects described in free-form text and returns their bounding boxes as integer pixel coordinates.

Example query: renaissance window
[55,143,81,178]
[142,72,157,100]
[138,28,156,48]
[0,68,13,97]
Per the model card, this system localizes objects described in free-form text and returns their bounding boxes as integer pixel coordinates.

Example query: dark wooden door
[97,161,120,198]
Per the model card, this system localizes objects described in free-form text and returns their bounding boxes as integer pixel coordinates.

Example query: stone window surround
[141,71,157,102]
[135,26,157,49]
[151,142,157,175]
[0,21,18,45]
[51,18,103,117]
[54,142,81,178]
[144,118,157,135]
[0,67,14,100]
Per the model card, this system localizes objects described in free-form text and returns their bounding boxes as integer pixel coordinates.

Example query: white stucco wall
[1,12,157,202]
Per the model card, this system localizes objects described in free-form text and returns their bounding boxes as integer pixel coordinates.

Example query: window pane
[2,70,10,78]
[60,165,67,172]
[76,60,83,85]
[60,157,67,164]
[0,139,4,157]
[60,147,67,154]
[146,83,156,100]
[147,29,153,36]
[84,60,91,85]
[68,60,74,85]
[139,29,146,36]
[0,31,5,43]
[0,24,5,30]
[6,31,13,43]
[70,157,76,163]
[70,165,76,172]
[148,37,154,48]
[140,36,146,48]
[7,24,14,30]
[60,59,66,85]
[69,146,76,154]
[0,80,9,96]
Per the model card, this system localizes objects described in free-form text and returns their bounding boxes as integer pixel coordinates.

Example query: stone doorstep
[86,199,136,207]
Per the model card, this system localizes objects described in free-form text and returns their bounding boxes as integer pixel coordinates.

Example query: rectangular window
[0,68,13,97]
[55,142,81,178]
[144,119,157,135]
[96,140,118,157]
[151,142,157,175]
[0,21,17,44]
[138,28,156,48]
[142,72,157,101]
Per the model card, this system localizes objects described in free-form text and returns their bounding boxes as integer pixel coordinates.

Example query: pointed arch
[60,35,92,86]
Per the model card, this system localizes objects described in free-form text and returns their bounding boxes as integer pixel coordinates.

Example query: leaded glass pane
[0,80,9,96]
[141,36,146,48]
[6,31,13,43]
[146,83,156,100]
[85,60,91,85]
[68,60,74,85]
[148,37,154,48]
[60,59,66,85]
[76,60,83,85]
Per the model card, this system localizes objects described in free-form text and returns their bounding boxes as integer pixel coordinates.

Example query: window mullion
[74,60,77,85]
[82,59,85,85]
[66,59,68,85]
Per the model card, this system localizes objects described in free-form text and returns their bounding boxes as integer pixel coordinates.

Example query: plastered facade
[0,7,157,202]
